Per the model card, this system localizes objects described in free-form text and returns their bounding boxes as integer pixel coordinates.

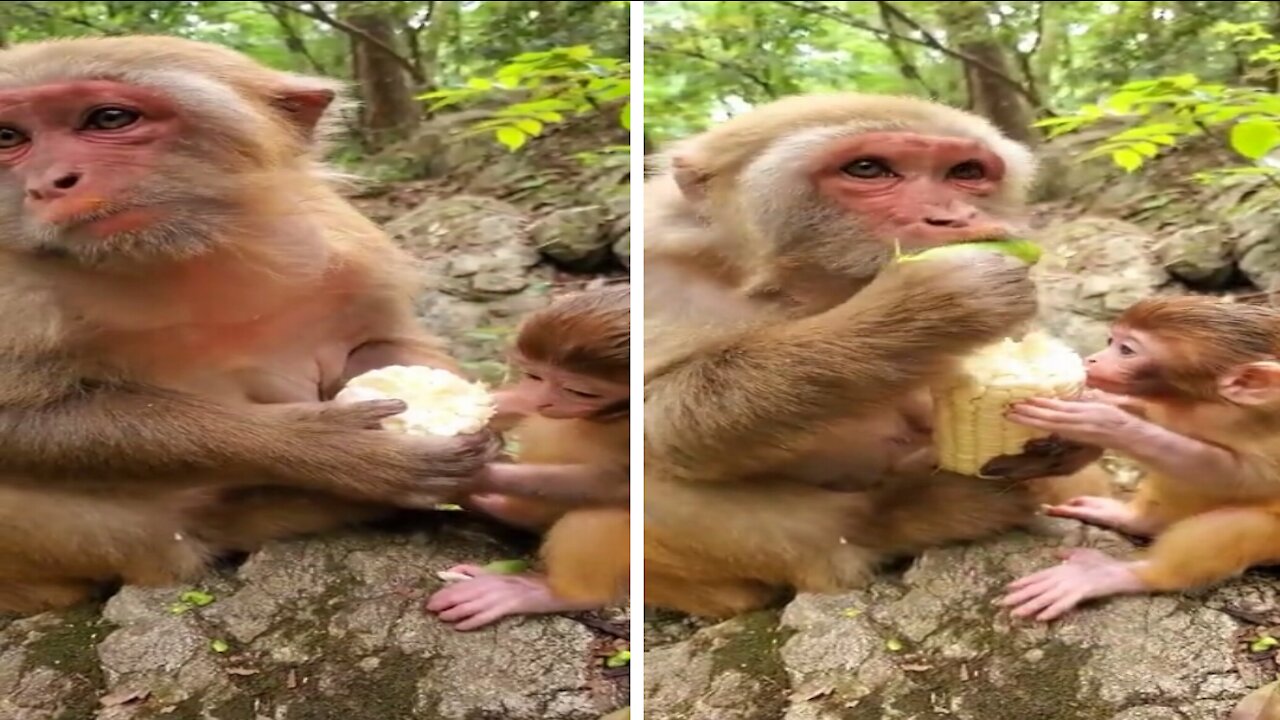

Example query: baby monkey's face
[501,358,628,420]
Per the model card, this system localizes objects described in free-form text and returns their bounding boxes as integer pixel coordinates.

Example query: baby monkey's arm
[475,462,629,507]
[1008,398,1244,490]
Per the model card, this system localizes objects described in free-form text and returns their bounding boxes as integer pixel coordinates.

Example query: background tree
[643,0,1280,145]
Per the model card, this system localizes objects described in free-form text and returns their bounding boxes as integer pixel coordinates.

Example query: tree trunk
[339,4,419,147]
[419,0,458,94]
[937,1,1039,145]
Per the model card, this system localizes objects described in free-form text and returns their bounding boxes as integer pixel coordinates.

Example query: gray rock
[612,231,631,268]
[1032,216,1175,353]
[646,523,1250,720]
[531,206,614,270]
[0,525,624,719]
[1157,224,1236,288]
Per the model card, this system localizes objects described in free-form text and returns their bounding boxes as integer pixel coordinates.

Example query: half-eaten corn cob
[334,365,496,437]
[932,331,1085,476]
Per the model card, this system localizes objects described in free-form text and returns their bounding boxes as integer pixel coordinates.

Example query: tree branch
[1015,0,1046,106]
[260,2,329,75]
[645,41,778,98]
[259,0,424,83]
[13,1,124,35]
[874,1,938,97]
[775,0,1037,106]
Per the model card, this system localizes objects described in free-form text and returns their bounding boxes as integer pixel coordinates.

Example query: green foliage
[643,1,1280,142]
[419,45,630,152]
[1036,21,1280,186]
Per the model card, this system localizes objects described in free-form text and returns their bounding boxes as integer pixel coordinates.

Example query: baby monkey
[1000,296,1280,621]
[427,284,630,630]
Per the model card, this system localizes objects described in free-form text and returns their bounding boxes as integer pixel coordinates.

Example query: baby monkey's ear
[1219,361,1280,405]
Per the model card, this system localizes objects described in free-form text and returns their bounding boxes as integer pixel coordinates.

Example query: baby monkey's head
[507,283,630,421]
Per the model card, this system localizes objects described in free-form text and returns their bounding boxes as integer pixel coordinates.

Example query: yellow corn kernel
[335,365,496,437]
[932,332,1085,476]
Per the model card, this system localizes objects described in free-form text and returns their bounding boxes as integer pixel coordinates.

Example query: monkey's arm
[646,255,1034,482]
[474,462,629,506]
[0,375,493,502]
[1116,421,1261,493]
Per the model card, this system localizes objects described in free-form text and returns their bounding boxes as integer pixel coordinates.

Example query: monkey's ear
[271,84,337,136]
[671,154,711,201]
[1219,361,1280,405]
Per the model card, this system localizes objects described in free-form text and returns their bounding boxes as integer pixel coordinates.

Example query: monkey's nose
[26,172,83,201]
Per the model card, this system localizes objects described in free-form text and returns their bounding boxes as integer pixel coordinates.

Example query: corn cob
[334,365,496,437]
[932,331,1085,476]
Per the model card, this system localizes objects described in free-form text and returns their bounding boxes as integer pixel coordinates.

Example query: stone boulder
[646,520,1253,720]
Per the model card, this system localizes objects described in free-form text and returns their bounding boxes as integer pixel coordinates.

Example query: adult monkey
[643,93,1110,617]
[0,37,497,614]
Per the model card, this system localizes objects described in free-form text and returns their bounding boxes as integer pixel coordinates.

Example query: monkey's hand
[873,250,1038,342]
[1003,398,1142,449]
[979,436,1103,482]
[268,399,502,505]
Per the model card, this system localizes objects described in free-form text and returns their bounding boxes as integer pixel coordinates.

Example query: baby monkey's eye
[524,372,543,381]
[841,158,895,179]
[83,107,141,131]
[567,389,602,399]
[1118,344,1135,357]
[0,126,29,149]
[947,161,986,180]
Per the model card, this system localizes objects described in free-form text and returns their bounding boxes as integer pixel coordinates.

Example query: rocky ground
[0,111,630,720]
[644,133,1280,719]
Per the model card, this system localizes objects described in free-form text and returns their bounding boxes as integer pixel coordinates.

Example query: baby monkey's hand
[1005,397,1142,450]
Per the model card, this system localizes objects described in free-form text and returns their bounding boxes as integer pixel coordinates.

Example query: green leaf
[180,590,215,607]
[619,102,631,131]
[483,559,531,574]
[565,45,595,60]
[886,639,904,652]
[1112,149,1144,172]
[467,78,494,90]
[495,126,528,151]
[514,119,544,136]
[1252,635,1280,653]
[211,639,230,653]
[1231,119,1280,159]
[605,650,631,668]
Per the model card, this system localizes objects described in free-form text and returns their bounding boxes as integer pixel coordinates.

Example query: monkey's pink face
[498,360,629,421]
[811,131,1016,250]
[0,79,229,261]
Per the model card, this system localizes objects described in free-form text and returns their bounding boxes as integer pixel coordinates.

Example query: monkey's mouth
[56,205,167,237]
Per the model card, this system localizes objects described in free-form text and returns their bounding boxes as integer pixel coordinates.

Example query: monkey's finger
[323,399,409,428]
[1008,581,1071,618]
[436,597,500,624]
[427,581,500,611]
[452,603,516,632]
[1001,575,1062,604]
[1035,591,1085,622]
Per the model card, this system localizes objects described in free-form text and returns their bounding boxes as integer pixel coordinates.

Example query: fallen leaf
[99,688,151,707]
[226,667,259,676]
[605,649,631,668]
[180,590,215,607]
[210,639,230,653]
[885,639,904,652]
[483,559,531,575]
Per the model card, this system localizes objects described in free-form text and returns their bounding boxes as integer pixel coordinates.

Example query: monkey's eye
[524,372,543,382]
[1118,343,1135,357]
[841,158,894,179]
[82,107,141,131]
[567,388,602,399]
[0,126,29,149]
[947,161,986,181]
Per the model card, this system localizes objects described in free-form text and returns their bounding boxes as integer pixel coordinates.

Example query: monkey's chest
[91,300,363,404]
[780,395,934,485]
